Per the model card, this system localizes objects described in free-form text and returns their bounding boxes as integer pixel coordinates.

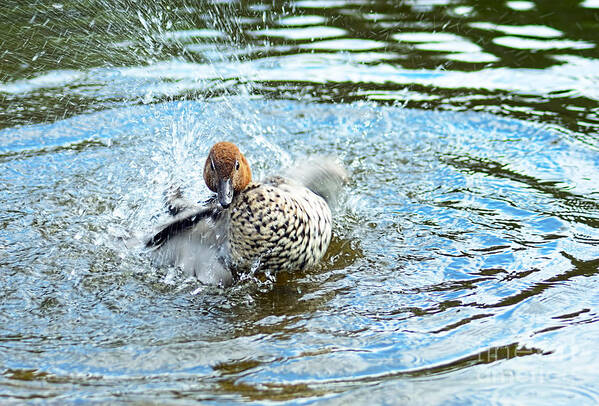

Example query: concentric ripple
[1,98,599,403]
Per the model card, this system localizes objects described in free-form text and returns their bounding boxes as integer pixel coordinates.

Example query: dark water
[2,1,599,404]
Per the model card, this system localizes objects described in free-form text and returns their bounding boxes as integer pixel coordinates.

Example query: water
[1,1,599,404]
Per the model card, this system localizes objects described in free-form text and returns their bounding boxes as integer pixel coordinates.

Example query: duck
[145,141,347,286]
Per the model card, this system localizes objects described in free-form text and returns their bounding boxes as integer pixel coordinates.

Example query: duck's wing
[163,184,198,216]
[145,202,222,249]
[283,157,348,207]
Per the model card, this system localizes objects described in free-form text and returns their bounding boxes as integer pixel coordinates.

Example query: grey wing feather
[145,203,221,248]
[284,158,348,207]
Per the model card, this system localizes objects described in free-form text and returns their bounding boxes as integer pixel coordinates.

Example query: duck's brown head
[203,142,252,208]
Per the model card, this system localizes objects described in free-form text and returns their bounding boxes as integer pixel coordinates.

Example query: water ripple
[2,0,599,403]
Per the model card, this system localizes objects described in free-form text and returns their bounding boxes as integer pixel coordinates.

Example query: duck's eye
[235,160,240,171]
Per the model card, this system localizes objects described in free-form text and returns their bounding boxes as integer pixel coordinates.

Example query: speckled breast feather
[228,179,332,272]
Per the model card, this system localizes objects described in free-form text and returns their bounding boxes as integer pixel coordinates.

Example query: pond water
[1,0,599,404]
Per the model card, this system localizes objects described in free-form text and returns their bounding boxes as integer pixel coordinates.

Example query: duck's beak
[218,178,234,208]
